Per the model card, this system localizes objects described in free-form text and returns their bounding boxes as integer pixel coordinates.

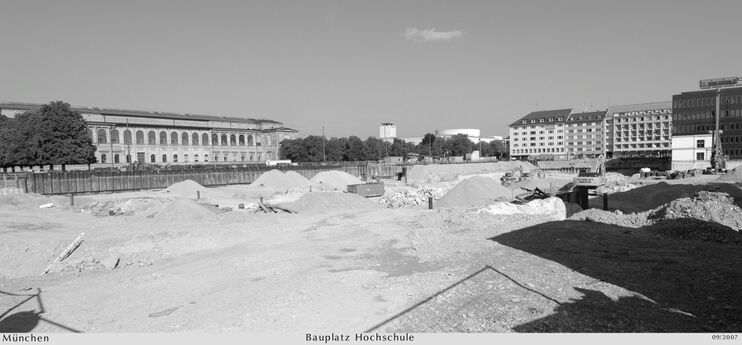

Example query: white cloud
[404,27,463,42]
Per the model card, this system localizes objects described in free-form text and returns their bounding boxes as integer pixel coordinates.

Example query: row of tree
[279,133,509,162]
[0,102,97,172]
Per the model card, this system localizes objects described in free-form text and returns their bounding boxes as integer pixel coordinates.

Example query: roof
[510,108,571,126]
[607,101,672,114]
[567,110,607,122]
[0,102,283,125]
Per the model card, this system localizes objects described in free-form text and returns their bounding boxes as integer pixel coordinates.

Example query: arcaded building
[564,110,607,158]
[604,102,672,158]
[509,108,570,160]
[0,102,298,166]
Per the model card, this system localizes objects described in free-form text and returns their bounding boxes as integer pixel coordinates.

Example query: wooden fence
[1,164,365,195]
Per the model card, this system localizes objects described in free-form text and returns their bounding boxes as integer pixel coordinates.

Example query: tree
[389,138,407,156]
[345,136,365,161]
[22,102,97,170]
[325,137,344,162]
[279,138,308,162]
[363,137,386,161]
[303,135,326,162]
[449,134,474,156]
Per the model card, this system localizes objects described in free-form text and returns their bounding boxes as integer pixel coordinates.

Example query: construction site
[1,159,741,333]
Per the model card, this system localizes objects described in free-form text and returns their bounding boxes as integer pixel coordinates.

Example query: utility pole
[110,125,116,169]
[322,125,326,163]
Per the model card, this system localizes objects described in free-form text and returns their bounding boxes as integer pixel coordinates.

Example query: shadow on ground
[0,289,81,333]
[491,219,742,332]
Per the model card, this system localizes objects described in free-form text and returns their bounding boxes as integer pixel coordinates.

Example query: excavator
[573,155,606,188]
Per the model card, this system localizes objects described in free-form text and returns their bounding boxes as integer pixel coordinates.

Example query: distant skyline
[1,0,741,138]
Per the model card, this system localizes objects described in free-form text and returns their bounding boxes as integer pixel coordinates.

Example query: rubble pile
[437,176,513,208]
[650,191,742,231]
[569,208,652,228]
[379,184,448,208]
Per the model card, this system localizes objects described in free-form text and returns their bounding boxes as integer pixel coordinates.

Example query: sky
[1,0,741,138]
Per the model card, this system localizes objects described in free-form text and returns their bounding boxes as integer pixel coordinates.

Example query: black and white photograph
[0,0,740,343]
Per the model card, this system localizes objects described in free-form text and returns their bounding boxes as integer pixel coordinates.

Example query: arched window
[239,135,245,145]
[256,135,262,146]
[87,129,94,141]
[162,154,167,162]
[214,156,219,162]
[182,132,189,145]
[266,134,272,146]
[150,154,156,163]
[221,134,227,146]
[124,130,132,145]
[148,131,156,145]
[159,131,167,145]
[204,154,209,162]
[173,154,178,163]
[212,133,218,146]
[101,154,107,163]
[170,132,178,145]
[201,133,208,146]
[97,129,107,144]
[194,154,199,162]
[114,154,120,163]
[230,134,237,146]
[110,129,119,144]
[136,131,144,145]
[183,154,189,162]
[247,135,254,146]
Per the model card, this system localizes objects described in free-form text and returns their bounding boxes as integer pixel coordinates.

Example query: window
[696,152,705,160]
[173,154,178,163]
[194,154,199,162]
[124,130,132,145]
[150,154,156,163]
[136,131,145,145]
[696,140,705,148]
[182,132,189,145]
[162,154,167,162]
[148,131,156,145]
[192,133,199,146]
[160,131,167,145]
[171,132,178,145]
[97,129,107,144]
[100,154,107,163]
[204,154,209,162]
[110,129,119,144]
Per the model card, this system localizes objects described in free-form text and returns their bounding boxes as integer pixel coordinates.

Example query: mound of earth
[650,191,742,231]
[163,179,207,197]
[436,176,513,208]
[644,219,742,245]
[569,208,651,228]
[251,170,311,190]
[591,182,742,213]
[310,171,362,191]
[277,192,381,213]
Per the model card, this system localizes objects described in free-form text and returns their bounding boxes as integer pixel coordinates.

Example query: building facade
[379,122,397,143]
[509,109,570,160]
[0,102,298,166]
[603,102,672,158]
[671,133,713,170]
[672,86,742,159]
[564,110,606,158]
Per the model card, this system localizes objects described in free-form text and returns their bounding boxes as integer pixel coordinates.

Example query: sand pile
[84,198,167,217]
[251,169,311,190]
[436,176,513,208]
[310,171,362,191]
[717,167,742,183]
[163,179,207,197]
[277,192,381,213]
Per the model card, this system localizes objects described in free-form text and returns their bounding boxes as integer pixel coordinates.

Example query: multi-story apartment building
[672,86,742,159]
[564,110,606,158]
[604,102,672,158]
[0,102,298,166]
[508,109,570,160]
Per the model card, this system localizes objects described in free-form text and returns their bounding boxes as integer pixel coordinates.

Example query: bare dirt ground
[1,168,741,333]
